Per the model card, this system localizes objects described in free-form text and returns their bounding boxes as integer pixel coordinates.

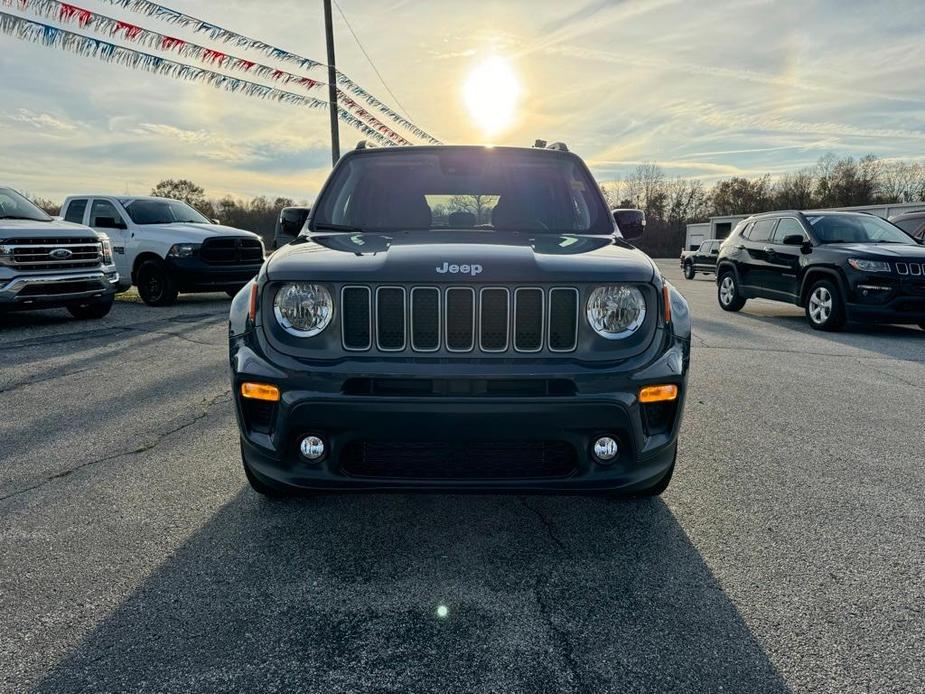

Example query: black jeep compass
[229,144,690,496]
[715,210,925,331]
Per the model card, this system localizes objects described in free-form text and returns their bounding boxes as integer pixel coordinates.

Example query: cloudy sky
[1,0,924,202]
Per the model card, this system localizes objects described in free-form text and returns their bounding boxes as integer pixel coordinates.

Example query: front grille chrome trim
[547,287,580,353]
[375,286,407,352]
[478,287,510,353]
[513,287,545,353]
[340,285,372,351]
[410,286,441,352]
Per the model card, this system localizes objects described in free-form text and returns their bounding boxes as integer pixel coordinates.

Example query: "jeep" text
[435,262,483,276]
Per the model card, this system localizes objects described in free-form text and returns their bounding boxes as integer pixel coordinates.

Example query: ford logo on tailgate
[49,248,74,260]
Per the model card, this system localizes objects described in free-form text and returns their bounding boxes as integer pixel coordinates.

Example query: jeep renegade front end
[229,144,690,495]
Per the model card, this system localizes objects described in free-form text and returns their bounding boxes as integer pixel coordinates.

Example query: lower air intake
[341,440,577,479]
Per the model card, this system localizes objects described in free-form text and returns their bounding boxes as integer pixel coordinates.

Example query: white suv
[60,195,266,306]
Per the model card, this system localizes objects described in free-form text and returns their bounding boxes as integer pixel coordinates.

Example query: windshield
[0,187,52,222]
[123,199,210,225]
[806,214,915,245]
[312,148,613,234]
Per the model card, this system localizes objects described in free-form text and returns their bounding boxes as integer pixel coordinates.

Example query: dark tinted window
[772,218,806,243]
[749,219,775,242]
[893,217,924,233]
[313,148,612,234]
[806,214,914,245]
[90,199,123,227]
[64,199,87,224]
[123,199,209,225]
[0,187,51,222]
[739,222,754,239]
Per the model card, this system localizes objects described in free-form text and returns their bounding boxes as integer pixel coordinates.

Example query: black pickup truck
[229,143,691,497]
[680,239,720,279]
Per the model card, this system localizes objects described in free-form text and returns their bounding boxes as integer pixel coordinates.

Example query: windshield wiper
[312,222,366,233]
[0,215,47,221]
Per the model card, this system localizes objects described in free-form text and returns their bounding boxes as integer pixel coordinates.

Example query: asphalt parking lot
[1,262,923,693]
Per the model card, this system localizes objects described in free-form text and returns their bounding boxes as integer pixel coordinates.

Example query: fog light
[593,436,619,462]
[300,435,325,461]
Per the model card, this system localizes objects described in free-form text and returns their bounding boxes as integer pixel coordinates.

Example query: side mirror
[782,234,805,246]
[211,218,221,225]
[613,209,646,241]
[710,248,719,255]
[94,216,125,230]
[278,208,310,240]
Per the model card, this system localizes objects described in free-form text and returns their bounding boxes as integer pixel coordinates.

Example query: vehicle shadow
[34,493,789,693]
[734,311,925,361]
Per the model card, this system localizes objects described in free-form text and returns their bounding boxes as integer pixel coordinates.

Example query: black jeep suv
[715,210,925,331]
[229,144,690,496]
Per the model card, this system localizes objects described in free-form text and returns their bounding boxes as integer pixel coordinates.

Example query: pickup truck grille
[341,285,580,354]
[199,237,264,265]
[1,237,101,272]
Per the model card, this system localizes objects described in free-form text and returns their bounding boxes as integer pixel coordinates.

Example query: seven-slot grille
[199,237,264,265]
[1,237,101,272]
[341,285,580,354]
[895,261,923,276]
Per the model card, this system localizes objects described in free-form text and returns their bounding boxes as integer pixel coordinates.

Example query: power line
[332,0,414,122]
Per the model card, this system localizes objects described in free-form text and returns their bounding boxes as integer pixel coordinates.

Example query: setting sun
[463,56,522,137]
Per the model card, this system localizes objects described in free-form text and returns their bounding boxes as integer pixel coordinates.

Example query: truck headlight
[274,283,333,337]
[167,243,201,258]
[587,285,647,339]
[97,233,114,265]
[848,258,891,273]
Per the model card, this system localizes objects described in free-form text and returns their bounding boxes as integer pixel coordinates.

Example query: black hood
[821,242,925,260]
[266,231,656,284]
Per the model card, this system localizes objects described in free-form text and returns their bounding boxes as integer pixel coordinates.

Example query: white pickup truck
[1,187,119,318]
[60,195,266,306]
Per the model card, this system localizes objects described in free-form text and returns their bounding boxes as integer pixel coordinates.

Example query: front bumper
[846,276,925,323]
[165,256,263,292]
[0,270,119,310]
[231,330,688,492]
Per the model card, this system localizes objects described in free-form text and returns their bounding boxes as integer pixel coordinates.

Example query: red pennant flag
[116,21,143,39]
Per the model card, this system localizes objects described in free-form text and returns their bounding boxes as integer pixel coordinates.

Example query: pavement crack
[0,367,94,394]
[862,361,925,390]
[519,497,588,693]
[0,390,231,504]
[122,325,219,347]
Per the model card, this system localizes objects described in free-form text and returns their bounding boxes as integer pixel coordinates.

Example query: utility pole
[323,0,340,165]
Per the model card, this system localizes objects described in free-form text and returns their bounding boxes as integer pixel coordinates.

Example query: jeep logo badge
[436,262,482,276]
[49,248,74,260]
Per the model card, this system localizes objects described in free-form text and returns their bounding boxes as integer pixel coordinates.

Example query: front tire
[67,295,114,320]
[805,279,845,331]
[137,258,178,307]
[717,271,746,312]
[683,262,696,280]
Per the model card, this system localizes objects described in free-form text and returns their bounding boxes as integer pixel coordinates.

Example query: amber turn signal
[662,284,672,323]
[639,384,678,403]
[241,382,280,402]
[248,282,258,322]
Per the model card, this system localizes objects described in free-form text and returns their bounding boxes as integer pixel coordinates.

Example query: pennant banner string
[2,0,413,145]
[0,10,395,147]
[87,0,441,143]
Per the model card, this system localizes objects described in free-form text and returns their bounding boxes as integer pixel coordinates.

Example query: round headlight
[273,283,333,337]
[587,285,646,339]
